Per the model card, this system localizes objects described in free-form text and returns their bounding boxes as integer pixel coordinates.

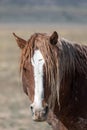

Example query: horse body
[13,32,87,130]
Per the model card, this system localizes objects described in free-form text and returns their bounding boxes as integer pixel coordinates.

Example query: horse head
[13,32,60,121]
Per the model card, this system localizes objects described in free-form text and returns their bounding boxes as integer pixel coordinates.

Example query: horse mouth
[32,113,48,122]
[32,115,47,122]
[33,118,46,122]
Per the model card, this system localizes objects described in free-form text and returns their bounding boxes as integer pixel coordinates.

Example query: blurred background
[0,0,87,130]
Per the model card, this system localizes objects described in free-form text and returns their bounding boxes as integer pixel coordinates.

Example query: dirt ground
[0,24,87,130]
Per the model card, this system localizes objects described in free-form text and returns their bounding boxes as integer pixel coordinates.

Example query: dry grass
[0,23,87,130]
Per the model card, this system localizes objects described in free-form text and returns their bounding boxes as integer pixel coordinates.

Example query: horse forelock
[20,33,60,110]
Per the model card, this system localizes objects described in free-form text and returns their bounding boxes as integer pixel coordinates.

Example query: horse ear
[13,33,27,49]
[50,31,58,45]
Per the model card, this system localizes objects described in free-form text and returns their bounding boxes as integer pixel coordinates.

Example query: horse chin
[33,118,46,122]
[32,115,47,122]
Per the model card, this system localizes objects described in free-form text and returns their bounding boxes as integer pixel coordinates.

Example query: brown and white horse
[13,32,87,130]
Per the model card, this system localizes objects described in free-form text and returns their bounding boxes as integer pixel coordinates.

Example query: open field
[0,4,87,23]
[0,23,87,130]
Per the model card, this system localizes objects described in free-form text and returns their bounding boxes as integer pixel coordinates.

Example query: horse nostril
[30,105,34,116]
[45,106,48,114]
[30,106,33,111]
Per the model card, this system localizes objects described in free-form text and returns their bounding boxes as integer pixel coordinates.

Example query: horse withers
[13,31,87,130]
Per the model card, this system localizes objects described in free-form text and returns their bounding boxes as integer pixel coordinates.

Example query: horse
[13,31,87,130]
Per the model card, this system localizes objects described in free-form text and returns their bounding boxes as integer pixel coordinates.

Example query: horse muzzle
[30,105,48,122]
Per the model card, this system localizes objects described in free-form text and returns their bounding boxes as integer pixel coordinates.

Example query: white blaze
[31,50,45,109]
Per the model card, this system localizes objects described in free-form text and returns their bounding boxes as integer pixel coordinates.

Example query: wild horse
[13,31,87,130]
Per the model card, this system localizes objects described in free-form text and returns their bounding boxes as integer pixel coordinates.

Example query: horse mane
[58,38,87,109]
[20,33,87,111]
[59,38,87,81]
